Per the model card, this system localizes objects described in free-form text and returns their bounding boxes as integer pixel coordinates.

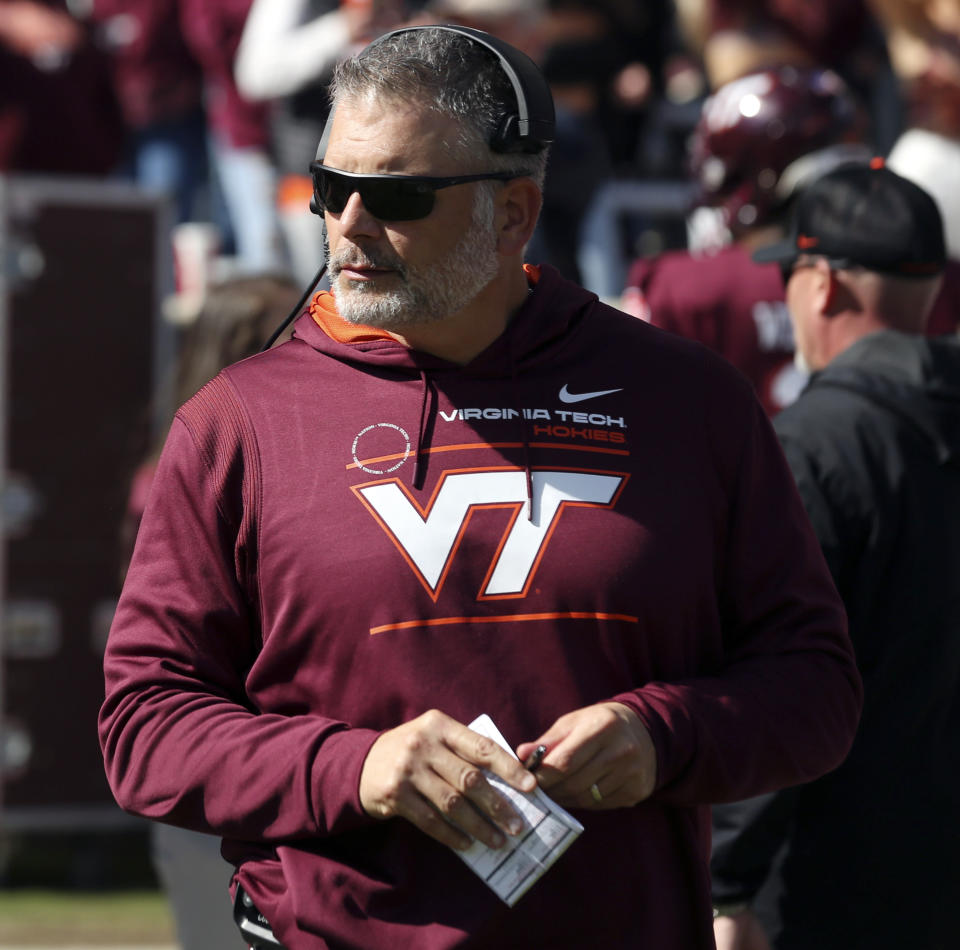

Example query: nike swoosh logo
[558,384,624,404]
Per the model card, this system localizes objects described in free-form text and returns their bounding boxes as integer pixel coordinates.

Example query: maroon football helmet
[689,66,868,235]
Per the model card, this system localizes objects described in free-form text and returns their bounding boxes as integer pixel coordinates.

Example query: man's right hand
[358,709,537,851]
[713,909,772,950]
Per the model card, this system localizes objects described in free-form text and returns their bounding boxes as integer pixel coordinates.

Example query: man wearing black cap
[711,160,960,950]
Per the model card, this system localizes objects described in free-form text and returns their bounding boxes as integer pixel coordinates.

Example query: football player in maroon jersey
[622,66,870,415]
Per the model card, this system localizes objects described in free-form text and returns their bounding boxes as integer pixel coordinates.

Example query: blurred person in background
[121,272,302,950]
[84,0,283,272]
[0,0,122,173]
[622,66,872,415]
[85,0,209,224]
[711,160,960,950]
[235,0,414,285]
[178,0,285,273]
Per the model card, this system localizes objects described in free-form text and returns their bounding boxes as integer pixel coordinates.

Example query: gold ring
[590,782,603,804]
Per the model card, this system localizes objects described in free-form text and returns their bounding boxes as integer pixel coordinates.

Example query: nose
[334,190,383,241]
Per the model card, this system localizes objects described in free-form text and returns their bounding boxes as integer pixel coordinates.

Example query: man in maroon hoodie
[100,25,862,949]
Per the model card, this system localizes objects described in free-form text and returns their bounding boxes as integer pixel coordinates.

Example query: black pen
[523,744,547,773]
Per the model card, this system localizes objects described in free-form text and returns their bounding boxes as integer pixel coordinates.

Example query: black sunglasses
[780,255,857,285]
[309,162,528,222]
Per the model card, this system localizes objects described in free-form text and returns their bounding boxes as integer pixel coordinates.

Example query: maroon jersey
[623,245,805,416]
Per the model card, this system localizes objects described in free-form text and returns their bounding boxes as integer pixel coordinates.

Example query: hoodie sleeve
[613,395,863,805]
[98,376,379,841]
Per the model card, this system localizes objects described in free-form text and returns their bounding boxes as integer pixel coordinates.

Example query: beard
[327,188,500,329]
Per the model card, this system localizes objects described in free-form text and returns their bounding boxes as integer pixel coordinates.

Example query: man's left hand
[516,702,656,809]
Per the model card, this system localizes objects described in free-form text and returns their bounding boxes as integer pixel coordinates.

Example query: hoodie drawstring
[509,345,535,523]
[412,355,534,521]
[413,369,432,491]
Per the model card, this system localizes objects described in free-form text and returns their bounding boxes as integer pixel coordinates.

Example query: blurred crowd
[3,0,958,317]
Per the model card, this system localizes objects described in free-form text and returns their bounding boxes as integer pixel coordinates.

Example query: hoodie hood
[290,264,596,377]
[809,330,960,466]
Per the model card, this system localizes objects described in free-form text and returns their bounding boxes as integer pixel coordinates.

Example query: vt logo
[353,468,626,600]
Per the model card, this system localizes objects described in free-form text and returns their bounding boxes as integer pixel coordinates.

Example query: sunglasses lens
[362,180,436,221]
[312,167,437,221]
[314,168,352,214]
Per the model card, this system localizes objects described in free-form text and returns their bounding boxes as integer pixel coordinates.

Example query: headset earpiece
[490,112,551,155]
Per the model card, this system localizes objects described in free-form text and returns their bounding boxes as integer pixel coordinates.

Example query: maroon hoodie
[99,265,861,949]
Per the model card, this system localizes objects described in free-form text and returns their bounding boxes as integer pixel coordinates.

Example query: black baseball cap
[752,157,946,278]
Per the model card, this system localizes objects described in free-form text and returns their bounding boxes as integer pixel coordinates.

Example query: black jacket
[711,330,960,949]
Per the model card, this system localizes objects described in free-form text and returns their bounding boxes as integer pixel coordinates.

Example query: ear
[812,258,838,317]
[495,177,542,256]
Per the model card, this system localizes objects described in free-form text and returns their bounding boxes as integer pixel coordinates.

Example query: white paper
[455,714,584,906]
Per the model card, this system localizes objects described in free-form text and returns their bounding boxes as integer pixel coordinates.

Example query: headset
[313,23,555,176]
[261,24,555,351]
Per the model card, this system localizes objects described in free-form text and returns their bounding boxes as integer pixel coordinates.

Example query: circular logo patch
[351,423,412,475]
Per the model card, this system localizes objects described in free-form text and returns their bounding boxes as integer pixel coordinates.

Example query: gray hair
[328,27,549,187]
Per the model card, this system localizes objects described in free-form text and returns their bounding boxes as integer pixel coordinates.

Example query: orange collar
[309,291,393,344]
[309,263,541,342]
